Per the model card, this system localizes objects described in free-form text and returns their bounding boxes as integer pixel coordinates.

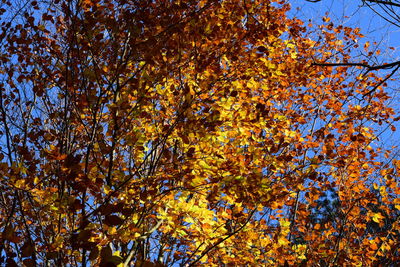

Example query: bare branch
[312,60,400,71]
[305,0,400,7]
[363,0,400,8]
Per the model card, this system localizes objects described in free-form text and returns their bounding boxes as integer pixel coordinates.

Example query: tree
[300,0,400,265]
[0,0,398,266]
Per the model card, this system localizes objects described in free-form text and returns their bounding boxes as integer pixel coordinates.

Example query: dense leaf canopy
[0,0,399,266]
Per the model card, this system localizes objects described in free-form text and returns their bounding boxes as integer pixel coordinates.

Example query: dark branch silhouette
[312,60,400,71]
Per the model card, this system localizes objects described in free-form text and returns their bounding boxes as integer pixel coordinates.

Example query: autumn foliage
[0,0,399,266]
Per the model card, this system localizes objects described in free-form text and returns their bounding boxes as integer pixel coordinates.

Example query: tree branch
[363,0,400,8]
[305,0,400,7]
[312,60,400,71]
[187,207,258,267]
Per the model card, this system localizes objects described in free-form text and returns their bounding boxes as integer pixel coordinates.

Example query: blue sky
[290,0,400,52]
[289,0,400,150]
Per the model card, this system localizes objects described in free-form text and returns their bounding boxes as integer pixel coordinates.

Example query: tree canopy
[0,0,399,266]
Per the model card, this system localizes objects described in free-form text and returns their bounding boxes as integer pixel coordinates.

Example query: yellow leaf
[280,219,291,228]
[373,183,378,190]
[372,212,383,223]
[15,179,25,188]
[381,242,391,252]
[113,251,121,257]
[380,186,387,197]
[108,227,117,235]
[104,185,111,194]
[278,236,289,246]
[198,160,211,169]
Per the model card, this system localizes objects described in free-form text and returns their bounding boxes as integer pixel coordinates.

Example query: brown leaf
[104,215,124,226]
